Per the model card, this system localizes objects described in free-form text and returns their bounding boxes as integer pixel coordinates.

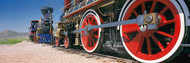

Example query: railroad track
[53,46,138,63]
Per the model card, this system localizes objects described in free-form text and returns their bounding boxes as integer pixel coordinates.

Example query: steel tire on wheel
[80,9,103,53]
[119,0,188,62]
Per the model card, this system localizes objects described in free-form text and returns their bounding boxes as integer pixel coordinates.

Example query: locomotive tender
[52,0,190,62]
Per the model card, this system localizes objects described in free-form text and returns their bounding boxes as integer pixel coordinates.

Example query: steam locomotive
[28,0,190,62]
[29,7,54,43]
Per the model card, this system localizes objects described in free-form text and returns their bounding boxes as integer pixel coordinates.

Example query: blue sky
[0,0,64,32]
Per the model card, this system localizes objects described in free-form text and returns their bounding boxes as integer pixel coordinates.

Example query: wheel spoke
[150,34,165,51]
[87,36,93,47]
[159,6,168,15]
[94,34,98,38]
[90,37,95,46]
[133,10,138,17]
[131,33,141,42]
[123,33,130,42]
[84,20,88,25]
[92,35,98,40]
[146,37,152,55]
[150,0,157,13]
[90,18,94,24]
[88,18,91,24]
[136,36,144,54]
[91,29,98,33]
[156,31,174,38]
[128,33,144,53]
[82,36,88,47]
[141,1,145,14]
[159,19,175,27]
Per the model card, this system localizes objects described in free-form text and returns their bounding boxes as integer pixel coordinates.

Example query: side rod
[72,15,144,33]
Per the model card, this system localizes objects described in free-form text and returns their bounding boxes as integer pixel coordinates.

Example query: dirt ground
[0,41,134,63]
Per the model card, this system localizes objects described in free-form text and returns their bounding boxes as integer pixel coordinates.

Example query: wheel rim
[55,38,59,46]
[64,36,69,48]
[120,0,182,62]
[81,13,101,52]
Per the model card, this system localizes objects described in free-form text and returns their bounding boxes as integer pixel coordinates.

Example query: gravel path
[0,41,130,63]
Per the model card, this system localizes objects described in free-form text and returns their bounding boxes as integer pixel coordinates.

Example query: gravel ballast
[0,41,121,63]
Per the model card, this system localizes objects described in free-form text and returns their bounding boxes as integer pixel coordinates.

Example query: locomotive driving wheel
[120,0,187,62]
[80,10,103,53]
[55,37,60,46]
[64,36,70,48]
[33,32,37,42]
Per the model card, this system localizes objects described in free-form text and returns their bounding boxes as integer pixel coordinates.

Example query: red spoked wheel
[120,0,185,62]
[55,37,60,46]
[64,36,69,48]
[33,33,37,42]
[80,10,103,53]
[33,36,37,42]
[32,36,35,42]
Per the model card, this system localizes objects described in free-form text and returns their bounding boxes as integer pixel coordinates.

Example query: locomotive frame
[53,0,190,62]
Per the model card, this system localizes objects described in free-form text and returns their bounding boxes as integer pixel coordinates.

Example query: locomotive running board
[180,44,190,47]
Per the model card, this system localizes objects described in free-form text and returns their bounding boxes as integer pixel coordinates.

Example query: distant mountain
[0,30,28,39]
